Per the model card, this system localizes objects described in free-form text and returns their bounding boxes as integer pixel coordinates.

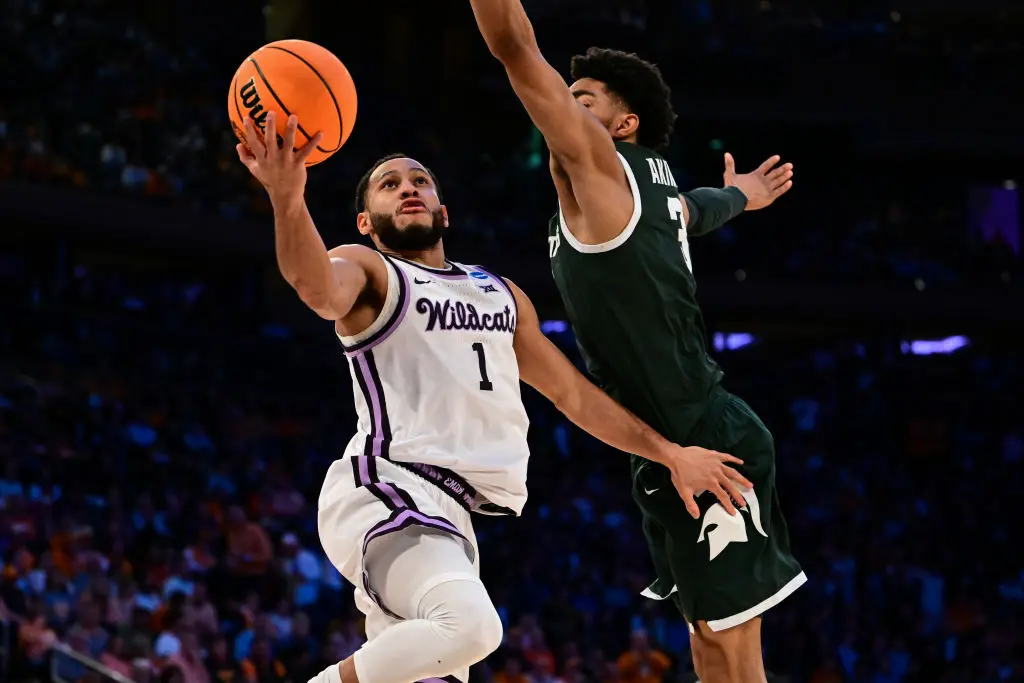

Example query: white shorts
[318,455,479,627]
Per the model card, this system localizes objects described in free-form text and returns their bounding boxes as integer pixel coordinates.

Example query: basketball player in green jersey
[467,2,803,682]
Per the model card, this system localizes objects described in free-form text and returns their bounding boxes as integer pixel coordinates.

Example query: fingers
[721,476,748,509]
[264,112,280,160]
[772,180,794,199]
[712,484,739,516]
[242,112,323,169]
[716,451,744,466]
[236,143,259,173]
[767,162,793,187]
[723,152,736,176]
[242,116,266,158]
[681,489,700,520]
[282,114,299,156]
[670,473,701,519]
[296,131,324,164]
[724,464,754,490]
[712,450,754,492]
[712,450,753,488]
[756,154,782,174]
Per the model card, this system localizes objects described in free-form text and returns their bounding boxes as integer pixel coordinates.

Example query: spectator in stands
[99,635,134,678]
[616,630,670,683]
[494,657,529,683]
[67,594,110,659]
[241,636,289,683]
[188,579,220,639]
[208,634,244,682]
[165,629,211,683]
[225,505,274,598]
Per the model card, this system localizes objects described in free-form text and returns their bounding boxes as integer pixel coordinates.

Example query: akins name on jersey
[646,156,677,188]
[336,252,530,516]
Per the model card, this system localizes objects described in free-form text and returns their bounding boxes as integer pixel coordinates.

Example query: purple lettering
[415,297,515,335]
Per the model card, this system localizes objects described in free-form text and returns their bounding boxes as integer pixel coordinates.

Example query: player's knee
[463,598,504,658]
[425,582,503,662]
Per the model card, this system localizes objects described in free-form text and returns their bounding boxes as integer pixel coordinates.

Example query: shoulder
[328,244,390,287]
[327,243,382,265]
[495,274,522,298]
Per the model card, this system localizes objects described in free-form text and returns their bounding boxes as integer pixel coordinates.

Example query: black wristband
[685,186,748,236]
[721,186,750,217]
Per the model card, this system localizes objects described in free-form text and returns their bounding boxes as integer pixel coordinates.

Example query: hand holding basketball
[237,112,323,205]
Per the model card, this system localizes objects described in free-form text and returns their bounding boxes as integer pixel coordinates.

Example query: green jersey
[548,141,723,443]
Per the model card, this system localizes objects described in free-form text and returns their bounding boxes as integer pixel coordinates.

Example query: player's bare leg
[689,618,767,683]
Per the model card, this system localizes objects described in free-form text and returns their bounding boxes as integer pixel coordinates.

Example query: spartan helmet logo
[697,488,768,562]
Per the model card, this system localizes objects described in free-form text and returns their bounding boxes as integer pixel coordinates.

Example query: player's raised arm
[679,188,748,238]
[467,0,618,170]
[681,152,796,236]
[504,278,752,518]
[237,112,381,320]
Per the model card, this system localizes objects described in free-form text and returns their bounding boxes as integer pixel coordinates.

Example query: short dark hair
[570,48,677,152]
[354,153,444,212]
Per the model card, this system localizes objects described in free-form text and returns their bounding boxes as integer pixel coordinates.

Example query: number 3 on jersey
[666,197,693,273]
[472,342,493,391]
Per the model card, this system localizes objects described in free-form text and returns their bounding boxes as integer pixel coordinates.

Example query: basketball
[228,40,357,166]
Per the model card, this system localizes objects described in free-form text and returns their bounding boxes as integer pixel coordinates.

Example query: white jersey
[338,253,530,514]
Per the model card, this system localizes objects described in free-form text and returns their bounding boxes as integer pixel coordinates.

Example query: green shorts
[632,387,806,631]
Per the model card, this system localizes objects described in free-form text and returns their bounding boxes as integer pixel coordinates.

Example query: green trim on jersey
[548,141,723,444]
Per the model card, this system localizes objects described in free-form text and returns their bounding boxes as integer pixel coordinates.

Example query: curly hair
[569,48,677,152]
[354,153,444,213]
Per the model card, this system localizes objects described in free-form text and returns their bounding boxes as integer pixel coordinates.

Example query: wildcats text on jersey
[415,298,516,334]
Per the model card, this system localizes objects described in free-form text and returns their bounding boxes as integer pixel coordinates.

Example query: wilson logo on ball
[238,78,268,132]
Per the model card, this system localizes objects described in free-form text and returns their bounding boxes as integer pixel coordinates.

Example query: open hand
[664,446,753,519]
[237,111,323,204]
[723,152,794,211]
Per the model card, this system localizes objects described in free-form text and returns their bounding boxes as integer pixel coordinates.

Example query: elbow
[488,37,524,64]
[487,24,539,64]
[550,383,582,422]
[292,281,340,320]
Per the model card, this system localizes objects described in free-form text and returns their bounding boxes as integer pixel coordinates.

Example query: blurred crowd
[1,0,1022,289]
[1,242,1022,683]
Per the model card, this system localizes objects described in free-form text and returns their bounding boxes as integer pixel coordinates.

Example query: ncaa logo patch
[469,271,489,280]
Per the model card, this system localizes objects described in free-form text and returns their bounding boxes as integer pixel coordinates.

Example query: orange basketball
[228,39,357,166]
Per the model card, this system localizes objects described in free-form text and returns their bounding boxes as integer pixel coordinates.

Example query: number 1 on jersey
[472,342,494,391]
[666,197,693,273]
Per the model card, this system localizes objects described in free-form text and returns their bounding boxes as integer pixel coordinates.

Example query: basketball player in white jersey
[237,113,752,683]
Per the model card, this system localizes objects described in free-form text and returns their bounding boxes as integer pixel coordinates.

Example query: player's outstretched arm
[679,187,748,238]
[467,0,619,172]
[237,112,378,320]
[505,278,753,517]
[681,154,794,236]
